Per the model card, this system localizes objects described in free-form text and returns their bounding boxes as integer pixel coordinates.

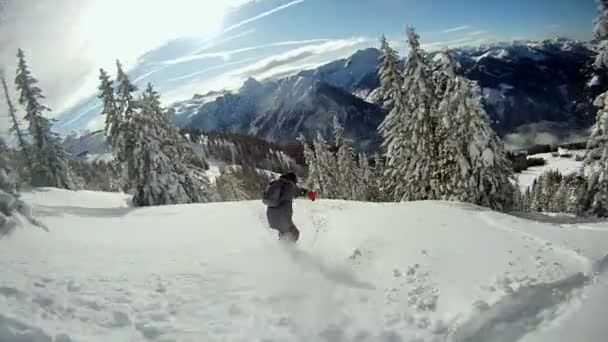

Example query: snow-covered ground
[517,152,584,191]
[1,189,608,342]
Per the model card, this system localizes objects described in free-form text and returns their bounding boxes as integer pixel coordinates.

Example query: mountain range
[167,38,603,151]
[57,38,604,152]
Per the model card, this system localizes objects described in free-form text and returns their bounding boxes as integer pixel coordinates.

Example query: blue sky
[0,0,597,132]
[129,0,596,103]
[230,0,592,44]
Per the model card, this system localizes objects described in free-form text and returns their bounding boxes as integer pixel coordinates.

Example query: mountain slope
[181,75,384,151]
[0,188,607,341]
[458,38,598,134]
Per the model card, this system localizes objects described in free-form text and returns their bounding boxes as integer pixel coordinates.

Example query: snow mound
[0,189,607,341]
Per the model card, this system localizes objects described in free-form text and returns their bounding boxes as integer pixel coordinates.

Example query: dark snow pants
[266,206,300,242]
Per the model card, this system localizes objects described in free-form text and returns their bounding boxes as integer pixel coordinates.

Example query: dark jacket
[264,178,308,232]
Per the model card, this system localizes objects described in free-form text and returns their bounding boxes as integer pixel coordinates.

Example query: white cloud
[231,37,369,78]
[223,0,306,34]
[166,57,258,83]
[422,37,477,50]
[0,0,279,134]
[161,38,332,65]
[468,30,487,36]
[442,25,472,33]
[191,29,257,55]
[254,61,323,80]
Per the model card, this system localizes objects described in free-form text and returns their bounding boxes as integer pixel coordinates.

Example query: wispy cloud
[545,24,560,30]
[467,30,487,36]
[161,38,332,65]
[223,0,306,34]
[422,37,490,51]
[192,29,256,55]
[231,37,368,79]
[256,62,324,80]
[166,57,258,83]
[442,25,472,33]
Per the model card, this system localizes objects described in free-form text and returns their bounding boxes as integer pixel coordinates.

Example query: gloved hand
[307,191,317,201]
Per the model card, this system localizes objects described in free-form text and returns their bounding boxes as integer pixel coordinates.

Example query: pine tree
[15,49,76,190]
[98,68,121,148]
[216,166,249,201]
[1,71,31,181]
[356,152,374,201]
[369,153,386,202]
[522,187,532,212]
[554,178,571,213]
[114,62,137,160]
[1,73,29,156]
[595,0,608,70]
[298,135,322,193]
[130,83,209,207]
[585,92,608,165]
[435,55,516,211]
[378,36,404,109]
[585,2,608,164]
[333,116,358,199]
[432,51,471,201]
[378,27,443,202]
[0,138,46,237]
[312,132,340,199]
[579,0,608,217]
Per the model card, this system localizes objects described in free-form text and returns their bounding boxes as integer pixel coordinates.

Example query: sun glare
[79,0,227,69]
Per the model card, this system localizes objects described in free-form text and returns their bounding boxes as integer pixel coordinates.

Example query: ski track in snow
[1,189,608,341]
[449,212,608,342]
[478,212,594,274]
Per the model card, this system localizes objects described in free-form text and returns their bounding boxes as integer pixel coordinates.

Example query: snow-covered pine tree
[0,138,46,237]
[356,152,373,201]
[1,71,31,182]
[216,166,249,201]
[113,60,139,188]
[98,68,121,148]
[333,116,359,199]
[585,0,608,165]
[529,177,544,212]
[1,72,29,157]
[15,49,77,190]
[142,83,210,196]
[553,177,571,213]
[378,35,404,110]
[436,62,516,211]
[378,27,441,202]
[565,174,587,214]
[298,134,322,193]
[594,0,608,70]
[312,132,341,199]
[585,92,608,165]
[462,84,516,211]
[368,153,386,202]
[522,187,532,212]
[431,51,471,201]
[129,83,209,207]
[377,37,406,198]
[578,0,608,217]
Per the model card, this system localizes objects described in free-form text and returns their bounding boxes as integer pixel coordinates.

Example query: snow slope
[518,152,584,191]
[1,189,607,341]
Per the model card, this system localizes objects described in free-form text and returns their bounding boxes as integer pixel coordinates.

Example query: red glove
[307,191,317,201]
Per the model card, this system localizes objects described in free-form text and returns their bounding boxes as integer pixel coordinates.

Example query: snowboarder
[263,172,316,242]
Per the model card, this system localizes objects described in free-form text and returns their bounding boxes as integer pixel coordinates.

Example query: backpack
[262,179,283,207]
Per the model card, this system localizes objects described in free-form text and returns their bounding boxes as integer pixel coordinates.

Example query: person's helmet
[279,172,298,184]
